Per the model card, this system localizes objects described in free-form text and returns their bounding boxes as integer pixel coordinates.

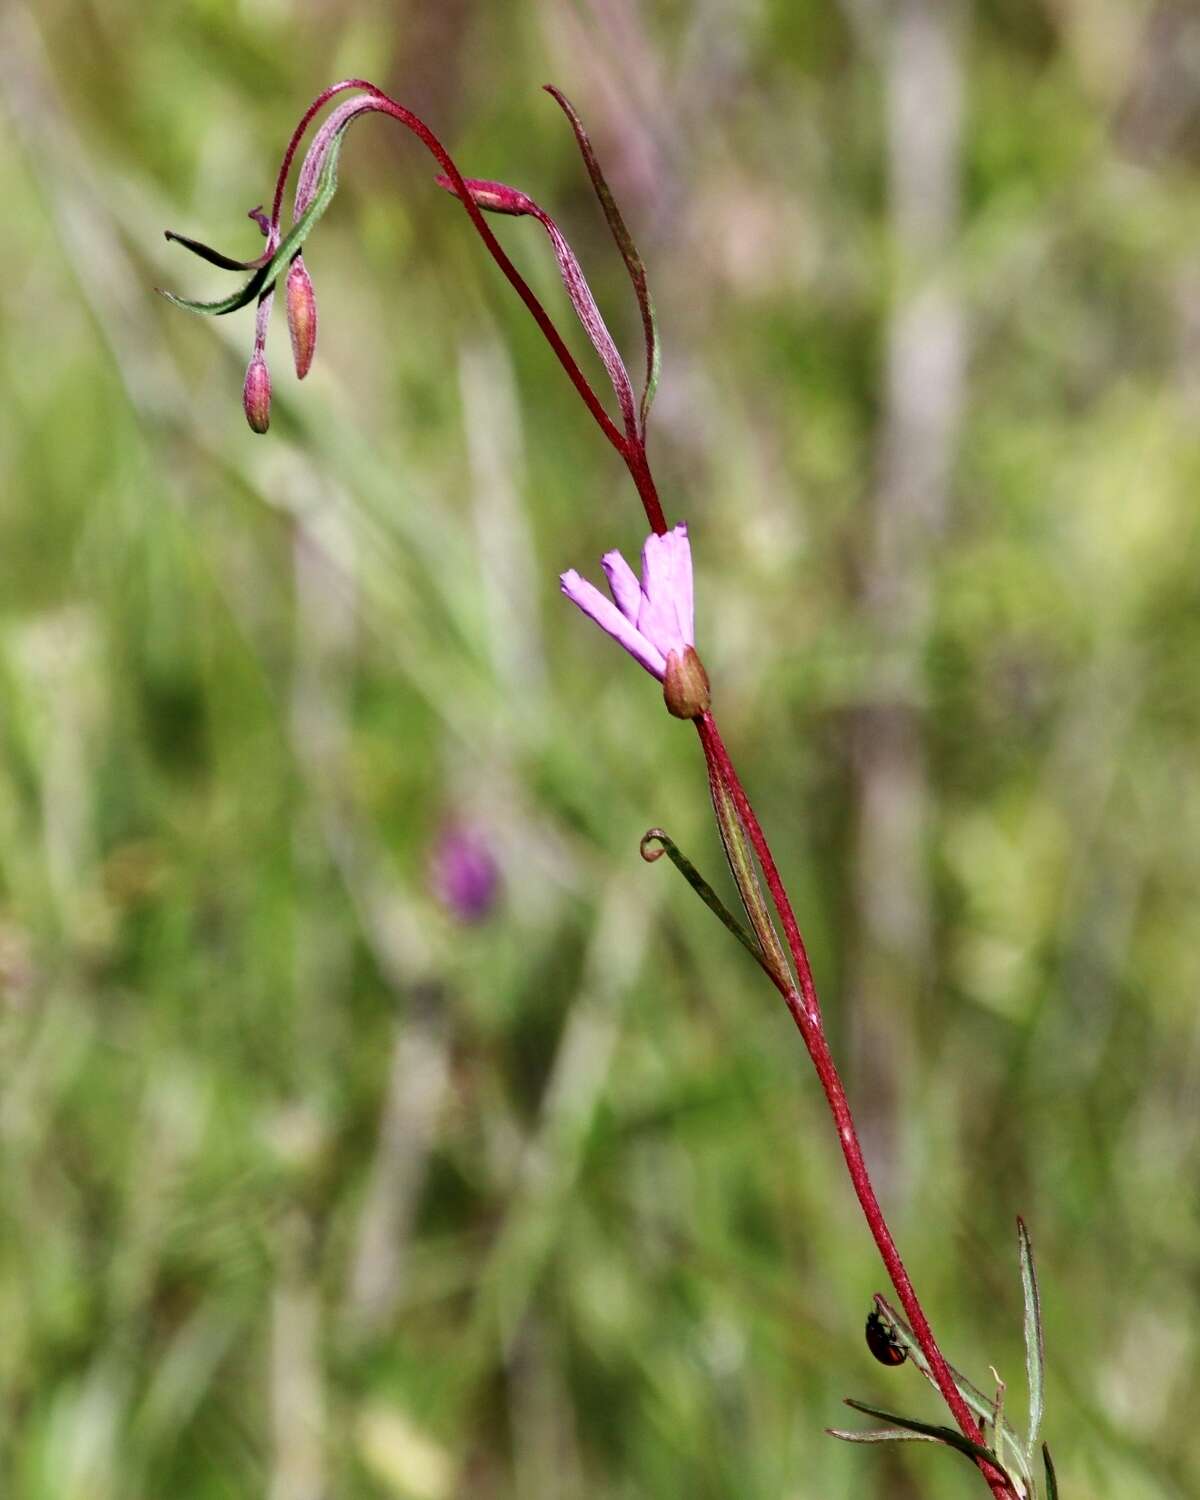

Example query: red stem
[269,78,379,229]
[255,86,995,1483]
[694,712,1017,1500]
[266,83,667,536]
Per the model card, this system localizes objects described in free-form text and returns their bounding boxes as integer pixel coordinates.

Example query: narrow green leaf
[639,828,767,972]
[163,229,270,272]
[159,114,351,318]
[640,288,661,429]
[1019,1217,1046,1463]
[705,766,792,992]
[544,85,660,435]
[873,1295,1034,1491]
[874,1296,1019,1440]
[988,1367,1031,1494]
[842,1399,1016,1485]
[827,1426,944,1446]
[157,266,270,317]
[1042,1442,1058,1500]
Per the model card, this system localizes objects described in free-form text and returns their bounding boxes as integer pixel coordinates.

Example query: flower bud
[286,255,318,380]
[662,646,711,720]
[433,173,535,217]
[243,352,271,434]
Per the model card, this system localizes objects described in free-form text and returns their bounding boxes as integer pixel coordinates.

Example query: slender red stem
[627,444,665,535]
[265,92,995,1481]
[265,84,668,536]
[269,78,380,229]
[694,711,1017,1500]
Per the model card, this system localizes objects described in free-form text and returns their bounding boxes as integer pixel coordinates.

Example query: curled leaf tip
[640,828,668,862]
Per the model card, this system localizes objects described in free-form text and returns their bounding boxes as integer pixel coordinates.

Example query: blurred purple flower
[429,823,500,924]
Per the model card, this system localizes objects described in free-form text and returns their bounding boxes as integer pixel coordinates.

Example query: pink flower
[560,524,710,718]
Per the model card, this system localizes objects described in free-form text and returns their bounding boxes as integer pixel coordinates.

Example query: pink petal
[560,570,667,679]
[601,550,641,622]
[636,524,693,660]
[671,523,695,645]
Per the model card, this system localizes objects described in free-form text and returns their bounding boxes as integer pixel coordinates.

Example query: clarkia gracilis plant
[160,79,1056,1498]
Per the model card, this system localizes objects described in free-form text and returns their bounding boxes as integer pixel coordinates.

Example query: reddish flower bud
[243,352,271,434]
[286,255,318,380]
[662,646,711,720]
[434,173,535,217]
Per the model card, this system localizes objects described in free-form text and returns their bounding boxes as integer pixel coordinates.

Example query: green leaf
[827,1425,944,1446]
[873,1296,1018,1439]
[1019,1216,1046,1461]
[157,264,271,317]
[163,229,270,272]
[640,288,661,430]
[840,1399,1017,1486]
[704,764,792,992]
[1042,1441,1058,1500]
[159,114,352,317]
[639,828,768,972]
[544,85,661,436]
[872,1295,1033,1491]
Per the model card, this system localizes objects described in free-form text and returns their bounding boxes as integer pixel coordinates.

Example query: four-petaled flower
[560,523,710,718]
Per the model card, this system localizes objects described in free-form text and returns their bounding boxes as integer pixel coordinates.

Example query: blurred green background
[3,1,1199,1496]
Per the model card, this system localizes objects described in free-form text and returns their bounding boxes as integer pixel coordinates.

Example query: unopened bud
[243,352,271,434]
[434,173,535,217]
[286,255,318,380]
[663,646,711,720]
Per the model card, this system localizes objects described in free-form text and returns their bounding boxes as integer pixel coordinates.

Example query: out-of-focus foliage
[2,2,1199,1496]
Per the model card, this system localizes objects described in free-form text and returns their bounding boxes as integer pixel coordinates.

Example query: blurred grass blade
[1018,1216,1045,1460]
[1042,1441,1058,1500]
[841,1399,1016,1484]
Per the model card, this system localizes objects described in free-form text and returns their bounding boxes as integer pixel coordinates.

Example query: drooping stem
[693,711,1017,1500]
[266,83,667,536]
[268,78,382,230]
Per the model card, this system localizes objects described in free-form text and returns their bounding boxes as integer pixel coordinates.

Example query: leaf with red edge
[544,84,660,436]
[436,172,639,441]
